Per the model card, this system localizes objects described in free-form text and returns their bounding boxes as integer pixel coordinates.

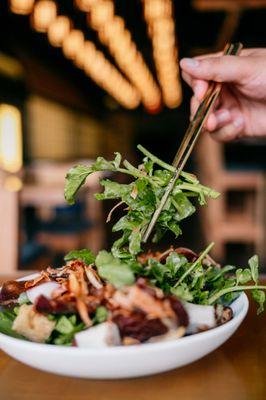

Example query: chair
[195,133,265,262]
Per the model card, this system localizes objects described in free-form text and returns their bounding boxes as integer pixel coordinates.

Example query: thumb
[180,55,252,83]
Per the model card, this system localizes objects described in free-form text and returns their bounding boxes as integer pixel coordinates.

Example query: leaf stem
[173,183,220,199]
[208,285,266,304]
[175,242,215,286]
[137,145,176,172]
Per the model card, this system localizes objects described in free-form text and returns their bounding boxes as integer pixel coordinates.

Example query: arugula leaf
[171,283,194,302]
[65,165,92,205]
[55,316,74,335]
[252,290,265,314]
[93,306,108,324]
[64,145,220,257]
[95,250,135,288]
[129,230,142,255]
[236,268,252,284]
[249,255,259,284]
[49,314,85,346]
[64,249,95,265]
[0,310,26,340]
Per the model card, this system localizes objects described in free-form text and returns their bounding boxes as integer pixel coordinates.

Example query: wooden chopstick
[142,42,243,243]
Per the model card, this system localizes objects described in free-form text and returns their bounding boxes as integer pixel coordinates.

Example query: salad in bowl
[0,145,265,350]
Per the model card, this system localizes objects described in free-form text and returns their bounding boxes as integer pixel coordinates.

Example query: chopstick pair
[142,42,243,243]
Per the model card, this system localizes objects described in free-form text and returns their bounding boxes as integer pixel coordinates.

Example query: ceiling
[0,0,266,164]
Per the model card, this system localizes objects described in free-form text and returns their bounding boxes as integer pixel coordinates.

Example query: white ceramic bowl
[0,274,249,379]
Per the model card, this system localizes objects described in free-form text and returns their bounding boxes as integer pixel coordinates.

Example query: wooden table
[0,275,265,400]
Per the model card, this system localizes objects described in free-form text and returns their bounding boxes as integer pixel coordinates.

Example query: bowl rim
[0,273,249,355]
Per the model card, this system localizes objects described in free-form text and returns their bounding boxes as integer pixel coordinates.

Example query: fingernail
[216,110,230,123]
[181,58,199,69]
[233,116,244,128]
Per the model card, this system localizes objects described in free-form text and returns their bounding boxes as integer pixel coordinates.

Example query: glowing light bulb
[48,16,71,47]
[9,0,34,15]
[32,0,57,33]
[63,30,84,59]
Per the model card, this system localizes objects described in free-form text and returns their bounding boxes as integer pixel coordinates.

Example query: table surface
[0,275,265,400]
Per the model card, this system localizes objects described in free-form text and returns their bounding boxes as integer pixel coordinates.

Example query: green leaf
[129,230,142,255]
[171,193,195,222]
[111,232,131,259]
[55,316,74,335]
[64,249,95,265]
[236,268,252,284]
[93,306,108,324]
[64,165,92,205]
[95,180,132,200]
[95,250,135,288]
[171,283,194,302]
[0,310,26,340]
[252,289,265,315]
[249,255,259,284]
[165,252,187,278]
[113,152,122,168]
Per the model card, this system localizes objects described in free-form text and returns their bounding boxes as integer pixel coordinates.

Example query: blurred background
[0,0,265,274]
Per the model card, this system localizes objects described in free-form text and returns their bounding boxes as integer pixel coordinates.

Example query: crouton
[12,304,56,343]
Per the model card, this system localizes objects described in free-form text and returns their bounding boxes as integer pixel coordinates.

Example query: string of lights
[75,0,162,112]
[142,0,182,108]
[8,0,182,110]
[9,0,140,109]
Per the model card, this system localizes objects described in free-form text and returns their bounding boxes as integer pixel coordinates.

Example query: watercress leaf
[95,180,132,200]
[165,252,187,277]
[55,316,74,335]
[152,226,166,243]
[171,283,194,302]
[206,265,235,282]
[148,259,165,284]
[129,230,142,255]
[95,250,135,288]
[0,310,26,339]
[236,268,252,284]
[64,165,92,205]
[249,255,259,284]
[93,156,117,171]
[112,213,143,232]
[171,193,195,222]
[114,152,122,168]
[64,249,95,265]
[252,289,265,315]
[165,220,182,237]
[153,169,172,185]
[143,157,154,175]
[93,306,108,324]
[111,232,131,259]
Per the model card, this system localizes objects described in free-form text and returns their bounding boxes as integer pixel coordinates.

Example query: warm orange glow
[0,105,23,173]
[89,0,114,29]
[4,176,23,192]
[63,30,84,60]
[75,0,97,12]
[9,0,34,15]
[32,0,57,33]
[29,1,140,109]
[142,0,182,108]
[81,41,141,109]
[82,2,161,109]
[48,16,71,47]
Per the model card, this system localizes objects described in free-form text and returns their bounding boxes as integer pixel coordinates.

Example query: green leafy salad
[0,145,265,347]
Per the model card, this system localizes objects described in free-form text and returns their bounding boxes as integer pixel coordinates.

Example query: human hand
[180,48,266,142]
